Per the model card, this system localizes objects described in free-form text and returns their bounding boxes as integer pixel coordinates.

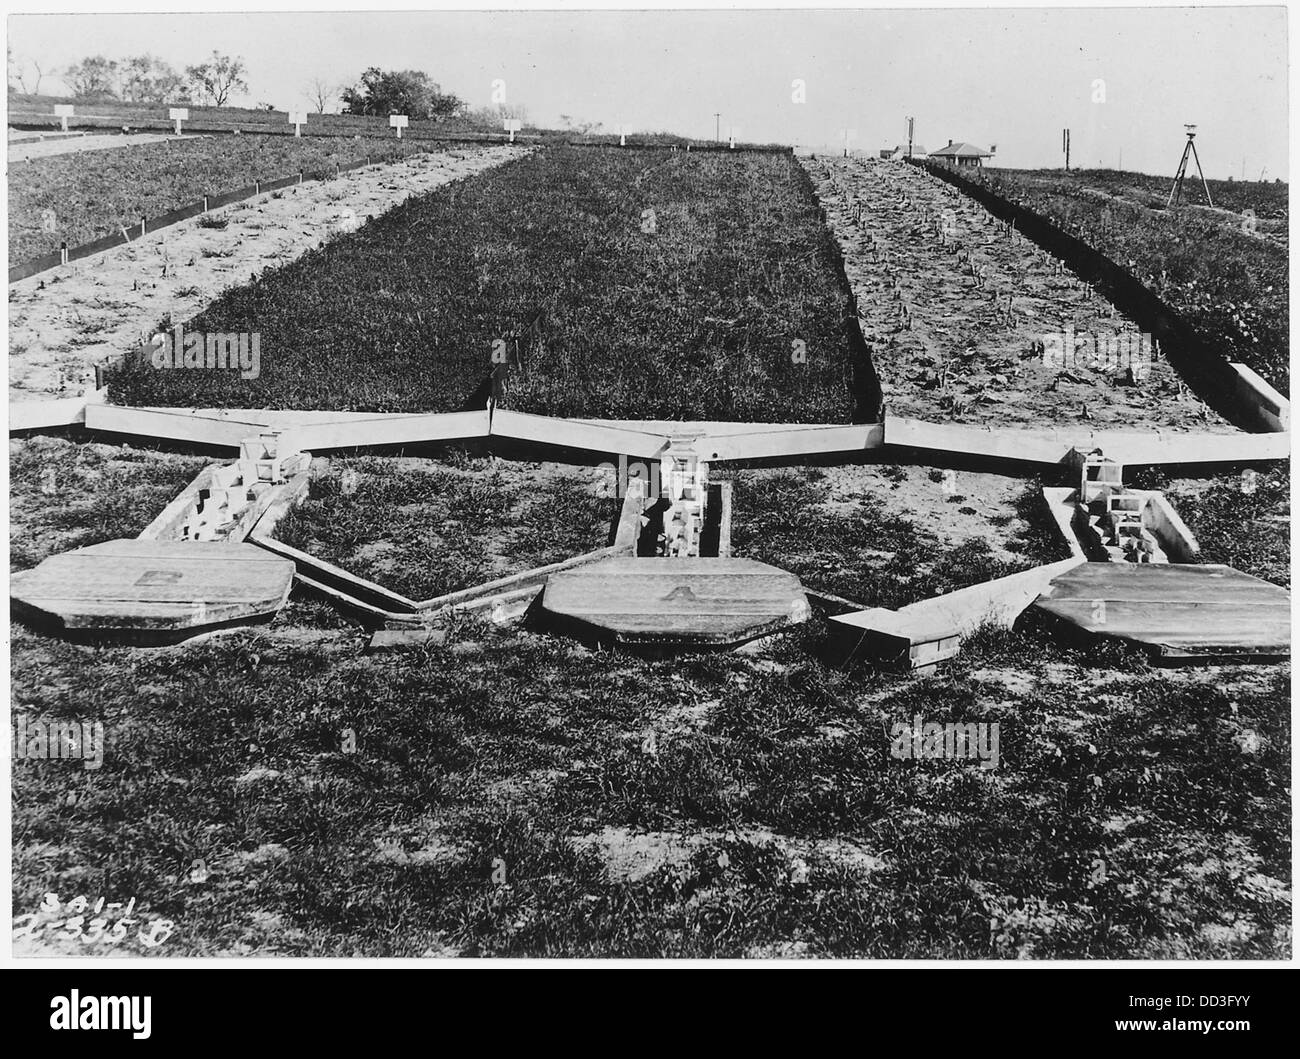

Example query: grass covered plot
[10,613,1289,958]
[8,443,1290,958]
[110,147,860,422]
[273,456,618,600]
[8,134,429,264]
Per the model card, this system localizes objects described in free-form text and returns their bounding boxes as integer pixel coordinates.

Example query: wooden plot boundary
[279,410,491,452]
[8,395,95,430]
[248,534,422,615]
[13,400,1291,471]
[826,556,1087,669]
[881,416,1291,467]
[489,408,671,459]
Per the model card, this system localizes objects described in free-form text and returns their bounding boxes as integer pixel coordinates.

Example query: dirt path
[7,131,204,163]
[806,157,1236,434]
[7,145,525,398]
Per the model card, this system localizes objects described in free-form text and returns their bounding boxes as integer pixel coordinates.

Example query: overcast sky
[6,4,1288,178]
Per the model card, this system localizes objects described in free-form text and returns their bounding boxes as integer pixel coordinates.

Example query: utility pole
[714,113,720,143]
[907,116,914,159]
[1166,124,1214,207]
[1062,128,1071,170]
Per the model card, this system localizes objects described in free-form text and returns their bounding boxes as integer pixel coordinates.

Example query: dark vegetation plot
[723,468,1066,608]
[109,147,861,422]
[8,134,434,263]
[8,436,208,572]
[273,456,618,600]
[968,166,1288,393]
[1140,464,1291,589]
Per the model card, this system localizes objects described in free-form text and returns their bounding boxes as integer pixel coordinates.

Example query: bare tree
[305,75,341,114]
[10,52,47,95]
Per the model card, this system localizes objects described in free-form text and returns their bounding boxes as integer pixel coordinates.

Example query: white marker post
[617,123,629,147]
[729,126,740,150]
[389,114,409,139]
[53,104,73,133]
[169,107,189,136]
[840,128,857,158]
[288,111,306,137]
[503,117,522,143]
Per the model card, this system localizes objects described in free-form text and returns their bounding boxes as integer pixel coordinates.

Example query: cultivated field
[108,147,863,422]
[6,126,1290,961]
[8,146,519,397]
[955,164,1289,393]
[8,133,431,263]
[809,157,1238,432]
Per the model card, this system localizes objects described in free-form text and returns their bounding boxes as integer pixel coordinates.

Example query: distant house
[879,144,927,160]
[930,140,993,167]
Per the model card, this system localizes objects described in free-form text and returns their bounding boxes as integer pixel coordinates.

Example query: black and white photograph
[2,0,1293,994]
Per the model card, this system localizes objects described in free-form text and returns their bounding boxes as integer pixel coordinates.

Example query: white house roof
[931,142,991,158]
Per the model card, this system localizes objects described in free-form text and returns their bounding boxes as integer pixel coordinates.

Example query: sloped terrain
[809,157,1238,432]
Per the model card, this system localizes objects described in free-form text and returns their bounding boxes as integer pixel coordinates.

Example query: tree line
[7,50,530,125]
[7,49,249,107]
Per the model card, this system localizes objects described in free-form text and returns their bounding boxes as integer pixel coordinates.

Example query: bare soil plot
[7,131,198,164]
[7,146,521,398]
[807,157,1237,434]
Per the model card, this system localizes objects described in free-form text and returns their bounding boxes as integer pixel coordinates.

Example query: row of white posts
[47,106,522,144]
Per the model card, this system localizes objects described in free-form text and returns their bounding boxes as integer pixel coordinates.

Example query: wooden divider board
[1033,562,1290,659]
[698,424,883,461]
[885,417,1291,467]
[9,397,90,430]
[10,539,295,639]
[283,410,491,451]
[491,409,669,459]
[84,404,264,448]
[54,406,1288,472]
[250,534,419,613]
[827,557,1084,668]
[541,556,811,647]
